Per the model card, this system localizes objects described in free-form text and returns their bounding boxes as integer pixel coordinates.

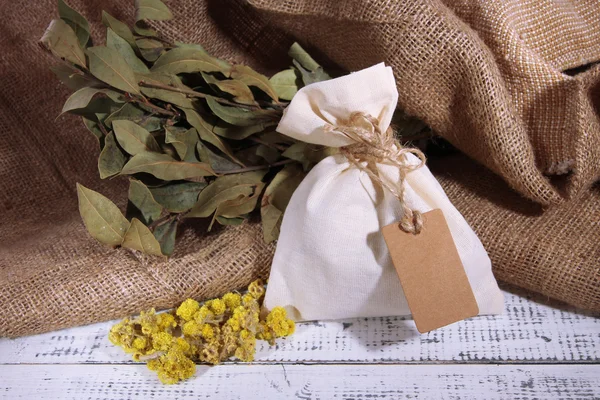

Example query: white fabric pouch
[264,63,504,321]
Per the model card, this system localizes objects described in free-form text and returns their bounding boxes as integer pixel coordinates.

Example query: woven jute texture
[0,0,284,338]
[3,0,600,338]
[249,0,600,206]
[431,155,600,312]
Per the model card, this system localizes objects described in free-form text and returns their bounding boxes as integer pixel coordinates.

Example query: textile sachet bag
[264,63,504,323]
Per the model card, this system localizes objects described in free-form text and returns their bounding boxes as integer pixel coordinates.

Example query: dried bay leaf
[128,179,163,225]
[182,108,244,166]
[58,0,90,47]
[202,73,256,106]
[102,11,138,52]
[104,103,162,132]
[293,60,331,86]
[197,142,240,172]
[149,181,206,213]
[151,47,231,76]
[212,121,267,141]
[230,65,278,101]
[137,72,193,108]
[107,28,149,74]
[76,183,130,246]
[62,87,124,115]
[50,64,99,91]
[135,0,173,22]
[269,69,300,101]
[288,42,321,72]
[215,216,245,226]
[136,38,165,62]
[122,218,164,256]
[98,131,127,179]
[175,42,206,54]
[282,142,311,170]
[165,126,198,162]
[187,170,267,218]
[206,97,274,127]
[82,116,104,147]
[87,46,141,94]
[256,145,280,164]
[153,218,178,256]
[260,164,305,243]
[217,181,265,218]
[121,152,215,180]
[113,120,161,155]
[40,19,86,68]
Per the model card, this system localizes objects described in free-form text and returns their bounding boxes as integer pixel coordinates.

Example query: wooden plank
[1,364,599,399]
[1,288,598,365]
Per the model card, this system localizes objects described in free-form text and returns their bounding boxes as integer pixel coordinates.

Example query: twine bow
[326,112,427,234]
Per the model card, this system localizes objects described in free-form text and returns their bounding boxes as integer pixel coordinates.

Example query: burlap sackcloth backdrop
[1,0,599,338]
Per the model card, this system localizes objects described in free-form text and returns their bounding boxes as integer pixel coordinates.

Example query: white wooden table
[1,286,599,399]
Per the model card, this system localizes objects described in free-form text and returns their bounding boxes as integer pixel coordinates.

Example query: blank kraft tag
[382,209,479,333]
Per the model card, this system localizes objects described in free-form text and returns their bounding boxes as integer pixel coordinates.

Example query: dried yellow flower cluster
[108,280,295,384]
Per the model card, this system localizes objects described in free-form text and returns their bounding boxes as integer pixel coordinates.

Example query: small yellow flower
[248,279,265,299]
[182,320,202,337]
[176,299,200,321]
[207,299,226,315]
[222,293,241,310]
[201,324,215,339]
[152,332,174,351]
[132,337,147,351]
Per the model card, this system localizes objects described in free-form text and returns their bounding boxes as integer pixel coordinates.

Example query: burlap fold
[249,0,600,206]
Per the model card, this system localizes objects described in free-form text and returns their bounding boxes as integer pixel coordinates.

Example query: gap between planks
[1,364,599,400]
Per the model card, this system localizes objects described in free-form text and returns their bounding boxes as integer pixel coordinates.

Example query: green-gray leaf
[107,28,149,74]
[151,47,231,76]
[153,218,178,256]
[102,11,138,52]
[82,116,104,147]
[87,46,141,94]
[197,142,240,172]
[187,170,266,218]
[135,0,173,22]
[113,120,161,155]
[122,218,164,256]
[205,97,274,127]
[121,152,215,179]
[165,126,199,162]
[136,38,165,62]
[149,182,207,213]
[288,42,321,71]
[270,69,300,101]
[202,73,257,106]
[50,64,99,91]
[58,0,90,47]
[128,179,163,225]
[76,183,130,246]
[137,72,194,108]
[260,163,305,243]
[230,65,278,101]
[40,19,86,68]
[183,108,244,166]
[104,103,162,132]
[212,121,267,141]
[98,131,127,179]
[256,144,280,164]
[61,87,124,115]
[293,59,331,86]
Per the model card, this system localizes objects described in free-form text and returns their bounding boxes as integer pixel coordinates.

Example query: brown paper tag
[382,209,479,333]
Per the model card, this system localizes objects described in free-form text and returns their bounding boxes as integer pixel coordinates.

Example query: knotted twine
[326,112,427,234]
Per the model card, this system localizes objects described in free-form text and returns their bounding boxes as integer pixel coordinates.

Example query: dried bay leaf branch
[44,1,335,256]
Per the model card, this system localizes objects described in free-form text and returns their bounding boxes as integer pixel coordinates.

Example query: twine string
[325,112,427,234]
